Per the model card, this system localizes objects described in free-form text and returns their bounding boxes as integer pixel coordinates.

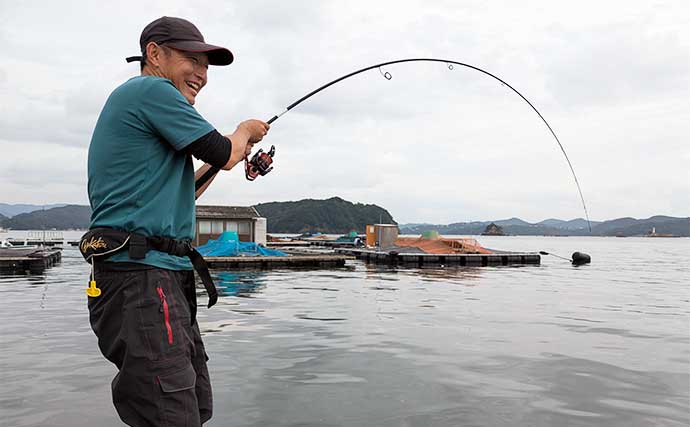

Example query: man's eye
[189,57,199,63]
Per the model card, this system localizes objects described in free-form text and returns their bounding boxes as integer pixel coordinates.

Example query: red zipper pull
[157,287,174,345]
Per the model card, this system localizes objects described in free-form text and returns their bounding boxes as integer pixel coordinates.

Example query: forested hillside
[1,205,91,230]
[255,197,396,233]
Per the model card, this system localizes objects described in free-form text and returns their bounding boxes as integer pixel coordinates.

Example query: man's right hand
[238,119,269,143]
[222,119,270,170]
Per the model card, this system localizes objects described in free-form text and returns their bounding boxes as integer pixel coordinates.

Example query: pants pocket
[157,363,201,426]
[158,363,196,393]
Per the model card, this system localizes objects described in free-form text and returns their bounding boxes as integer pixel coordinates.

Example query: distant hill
[400,216,689,237]
[591,216,689,237]
[2,199,686,237]
[2,205,91,230]
[255,197,396,233]
[0,203,67,218]
[537,218,602,230]
[401,217,583,236]
[1,198,396,234]
[493,217,532,227]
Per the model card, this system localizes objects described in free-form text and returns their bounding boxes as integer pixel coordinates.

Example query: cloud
[1,0,688,222]
[541,24,690,108]
[0,140,88,204]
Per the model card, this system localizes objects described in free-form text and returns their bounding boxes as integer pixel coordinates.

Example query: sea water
[0,233,688,426]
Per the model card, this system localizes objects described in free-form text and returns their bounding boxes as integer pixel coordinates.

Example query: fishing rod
[195,57,591,231]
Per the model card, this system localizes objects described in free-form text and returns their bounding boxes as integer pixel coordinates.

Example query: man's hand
[238,119,269,144]
[196,119,269,198]
[245,142,255,157]
[222,119,269,170]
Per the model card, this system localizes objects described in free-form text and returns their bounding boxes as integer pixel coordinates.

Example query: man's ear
[145,42,162,67]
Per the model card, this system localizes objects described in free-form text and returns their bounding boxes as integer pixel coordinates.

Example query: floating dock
[266,241,311,248]
[311,240,358,248]
[7,239,64,247]
[335,248,540,266]
[204,251,354,269]
[0,248,62,273]
[8,231,65,247]
[268,240,357,248]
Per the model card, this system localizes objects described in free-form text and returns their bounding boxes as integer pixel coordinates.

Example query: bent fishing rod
[195,57,591,231]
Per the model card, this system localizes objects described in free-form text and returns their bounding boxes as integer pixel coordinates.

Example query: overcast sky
[1,0,688,223]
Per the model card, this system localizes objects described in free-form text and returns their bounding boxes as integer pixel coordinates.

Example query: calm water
[1,233,688,426]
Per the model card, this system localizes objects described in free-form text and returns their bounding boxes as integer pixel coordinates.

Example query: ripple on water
[1,239,689,427]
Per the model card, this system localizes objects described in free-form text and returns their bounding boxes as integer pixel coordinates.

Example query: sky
[1,0,688,224]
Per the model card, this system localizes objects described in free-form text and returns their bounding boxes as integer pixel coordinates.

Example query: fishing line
[539,250,571,262]
[195,58,591,231]
[539,250,591,266]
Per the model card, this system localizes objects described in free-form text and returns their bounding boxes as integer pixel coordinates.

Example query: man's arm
[191,119,269,198]
[194,163,217,199]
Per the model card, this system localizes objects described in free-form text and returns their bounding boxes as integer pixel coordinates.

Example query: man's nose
[195,65,207,82]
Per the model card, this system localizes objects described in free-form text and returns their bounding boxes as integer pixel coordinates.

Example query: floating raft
[269,240,357,248]
[335,248,540,266]
[204,252,354,269]
[0,248,62,273]
[8,239,63,247]
[311,240,358,248]
[266,241,311,248]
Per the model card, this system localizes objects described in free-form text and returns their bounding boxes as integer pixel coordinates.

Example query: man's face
[158,47,209,105]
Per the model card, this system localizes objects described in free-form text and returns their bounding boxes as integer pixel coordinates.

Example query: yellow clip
[86,280,102,297]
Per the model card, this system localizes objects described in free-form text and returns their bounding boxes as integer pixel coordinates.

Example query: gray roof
[196,205,261,219]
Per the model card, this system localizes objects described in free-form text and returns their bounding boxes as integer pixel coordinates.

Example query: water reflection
[2,239,689,427]
[363,263,487,284]
[0,273,48,287]
[214,271,268,297]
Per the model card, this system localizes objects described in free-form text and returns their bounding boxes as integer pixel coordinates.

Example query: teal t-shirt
[88,76,214,270]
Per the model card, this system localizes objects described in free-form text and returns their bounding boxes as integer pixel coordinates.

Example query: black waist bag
[79,228,218,308]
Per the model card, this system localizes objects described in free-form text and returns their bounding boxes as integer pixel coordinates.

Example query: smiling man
[85,16,268,426]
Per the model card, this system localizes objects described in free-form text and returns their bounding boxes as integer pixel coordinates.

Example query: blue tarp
[195,231,288,257]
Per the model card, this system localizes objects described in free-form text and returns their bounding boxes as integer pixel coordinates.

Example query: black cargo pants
[88,262,212,426]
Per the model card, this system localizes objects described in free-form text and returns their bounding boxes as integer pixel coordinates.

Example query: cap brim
[167,40,234,66]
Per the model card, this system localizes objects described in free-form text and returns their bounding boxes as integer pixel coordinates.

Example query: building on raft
[195,205,267,246]
[365,224,492,255]
[338,225,538,265]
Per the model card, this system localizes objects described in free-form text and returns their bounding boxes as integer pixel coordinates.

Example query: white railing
[27,231,64,241]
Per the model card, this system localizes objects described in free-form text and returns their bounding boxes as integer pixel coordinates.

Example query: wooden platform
[290,239,357,248]
[266,241,311,248]
[7,239,64,247]
[271,240,359,248]
[204,252,354,269]
[312,241,357,248]
[335,248,540,266]
[0,248,62,273]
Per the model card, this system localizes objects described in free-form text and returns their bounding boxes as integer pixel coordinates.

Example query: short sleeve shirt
[88,76,214,270]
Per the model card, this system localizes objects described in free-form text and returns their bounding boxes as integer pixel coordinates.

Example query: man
[85,16,268,426]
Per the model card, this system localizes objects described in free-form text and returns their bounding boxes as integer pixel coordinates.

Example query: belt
[80,228,218,308]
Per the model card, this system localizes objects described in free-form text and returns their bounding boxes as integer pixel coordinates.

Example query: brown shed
[195,205,266,246]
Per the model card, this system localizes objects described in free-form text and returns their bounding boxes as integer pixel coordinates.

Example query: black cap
[126,16,233,66]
